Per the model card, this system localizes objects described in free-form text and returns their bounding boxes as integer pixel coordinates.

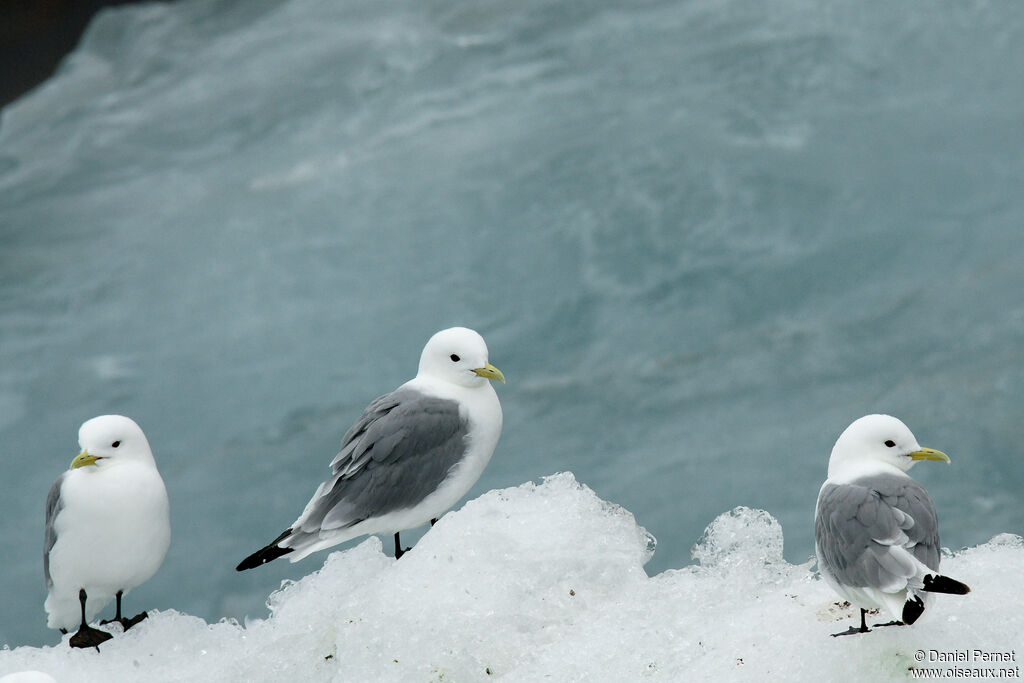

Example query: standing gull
[45,415,171,648]
[237,326,504,570]
[814,414,969,636]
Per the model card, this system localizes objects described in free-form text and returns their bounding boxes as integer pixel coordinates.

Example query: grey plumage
[287,388,468,544]
[815,474,939,593]
[814,414,970,634]
[43,472,67,591]
[237,326,505,571]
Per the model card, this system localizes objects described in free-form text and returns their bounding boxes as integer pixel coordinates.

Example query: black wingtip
[236,529,295,572]
[902,595,925,625]
[922,574,971,595]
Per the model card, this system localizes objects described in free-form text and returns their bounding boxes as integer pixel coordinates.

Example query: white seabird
[237,326,504,570]
[814,414,969,636]
[44,415,171,648]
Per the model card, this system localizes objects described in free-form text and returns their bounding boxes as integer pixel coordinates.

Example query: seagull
[44,415,171,648]
[237,326,504,570]
[814,414,969,636]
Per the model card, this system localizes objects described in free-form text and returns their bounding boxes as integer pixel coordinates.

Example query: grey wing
[815,476,939,592]
[43,472,67,590]
[329,392,406,476]
[863,474,940,570]
[294,389,468,534]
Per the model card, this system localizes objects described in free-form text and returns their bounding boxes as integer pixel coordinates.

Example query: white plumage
[44,415,170,635]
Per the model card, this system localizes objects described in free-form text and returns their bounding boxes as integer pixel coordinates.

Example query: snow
[0,672,57,683]
[1,473,1020,682]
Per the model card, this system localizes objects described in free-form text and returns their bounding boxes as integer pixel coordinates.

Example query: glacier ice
[1,474,1020,682]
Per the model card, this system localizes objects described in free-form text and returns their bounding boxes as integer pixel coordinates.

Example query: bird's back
[815,473,940,598]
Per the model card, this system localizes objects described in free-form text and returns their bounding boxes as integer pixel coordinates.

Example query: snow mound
[0,672,57,683]
[1,474,1020,682]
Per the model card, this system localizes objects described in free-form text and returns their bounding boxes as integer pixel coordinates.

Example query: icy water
[1,0,1023,649]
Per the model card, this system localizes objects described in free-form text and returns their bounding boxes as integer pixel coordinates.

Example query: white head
[72,414,156,471]
[827,414,949,477]
[416,327,505,389]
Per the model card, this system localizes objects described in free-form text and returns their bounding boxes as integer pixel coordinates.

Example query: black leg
[393,521,438,559]
[831,608,871,637]
[393,531,413,559]
[68,589,112,649]
[100,589,149,631]
[101,590,124,626]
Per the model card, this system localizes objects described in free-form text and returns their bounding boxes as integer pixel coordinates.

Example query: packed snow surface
[2,474,1020,682]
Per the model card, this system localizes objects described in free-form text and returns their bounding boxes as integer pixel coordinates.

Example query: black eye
[450,354,460,362]
[884,440,896,448]
[111,440,121,448]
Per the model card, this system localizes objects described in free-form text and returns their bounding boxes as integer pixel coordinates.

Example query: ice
[0,673,57,683]
[1,474,1020,682]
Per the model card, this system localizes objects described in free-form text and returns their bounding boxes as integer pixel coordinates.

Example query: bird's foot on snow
[830,624,870,637]
[103,611,148,631]
[69,624,113,649]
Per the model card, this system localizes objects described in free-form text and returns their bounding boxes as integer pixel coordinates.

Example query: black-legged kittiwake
[236,326,504,570]
[814,414,970,636]
[44,415,171,648]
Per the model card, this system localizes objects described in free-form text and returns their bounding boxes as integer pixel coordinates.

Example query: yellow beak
[70,449,102,469]
[472,362,506,384]
[908,447,951,463]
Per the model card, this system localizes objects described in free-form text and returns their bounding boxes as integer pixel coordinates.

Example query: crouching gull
[814,414,970,636]
[44,415,171,648]
[237,326,505,570]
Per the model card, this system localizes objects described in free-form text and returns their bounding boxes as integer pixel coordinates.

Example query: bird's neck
[827,458,908,484]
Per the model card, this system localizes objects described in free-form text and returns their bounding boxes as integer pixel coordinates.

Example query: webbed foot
[122,611,148,630]
[830,625,870,637]
[871,620,904,628]
[69,624,113,649]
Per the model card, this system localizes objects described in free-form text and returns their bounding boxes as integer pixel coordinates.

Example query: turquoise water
[1,0,1022,648]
